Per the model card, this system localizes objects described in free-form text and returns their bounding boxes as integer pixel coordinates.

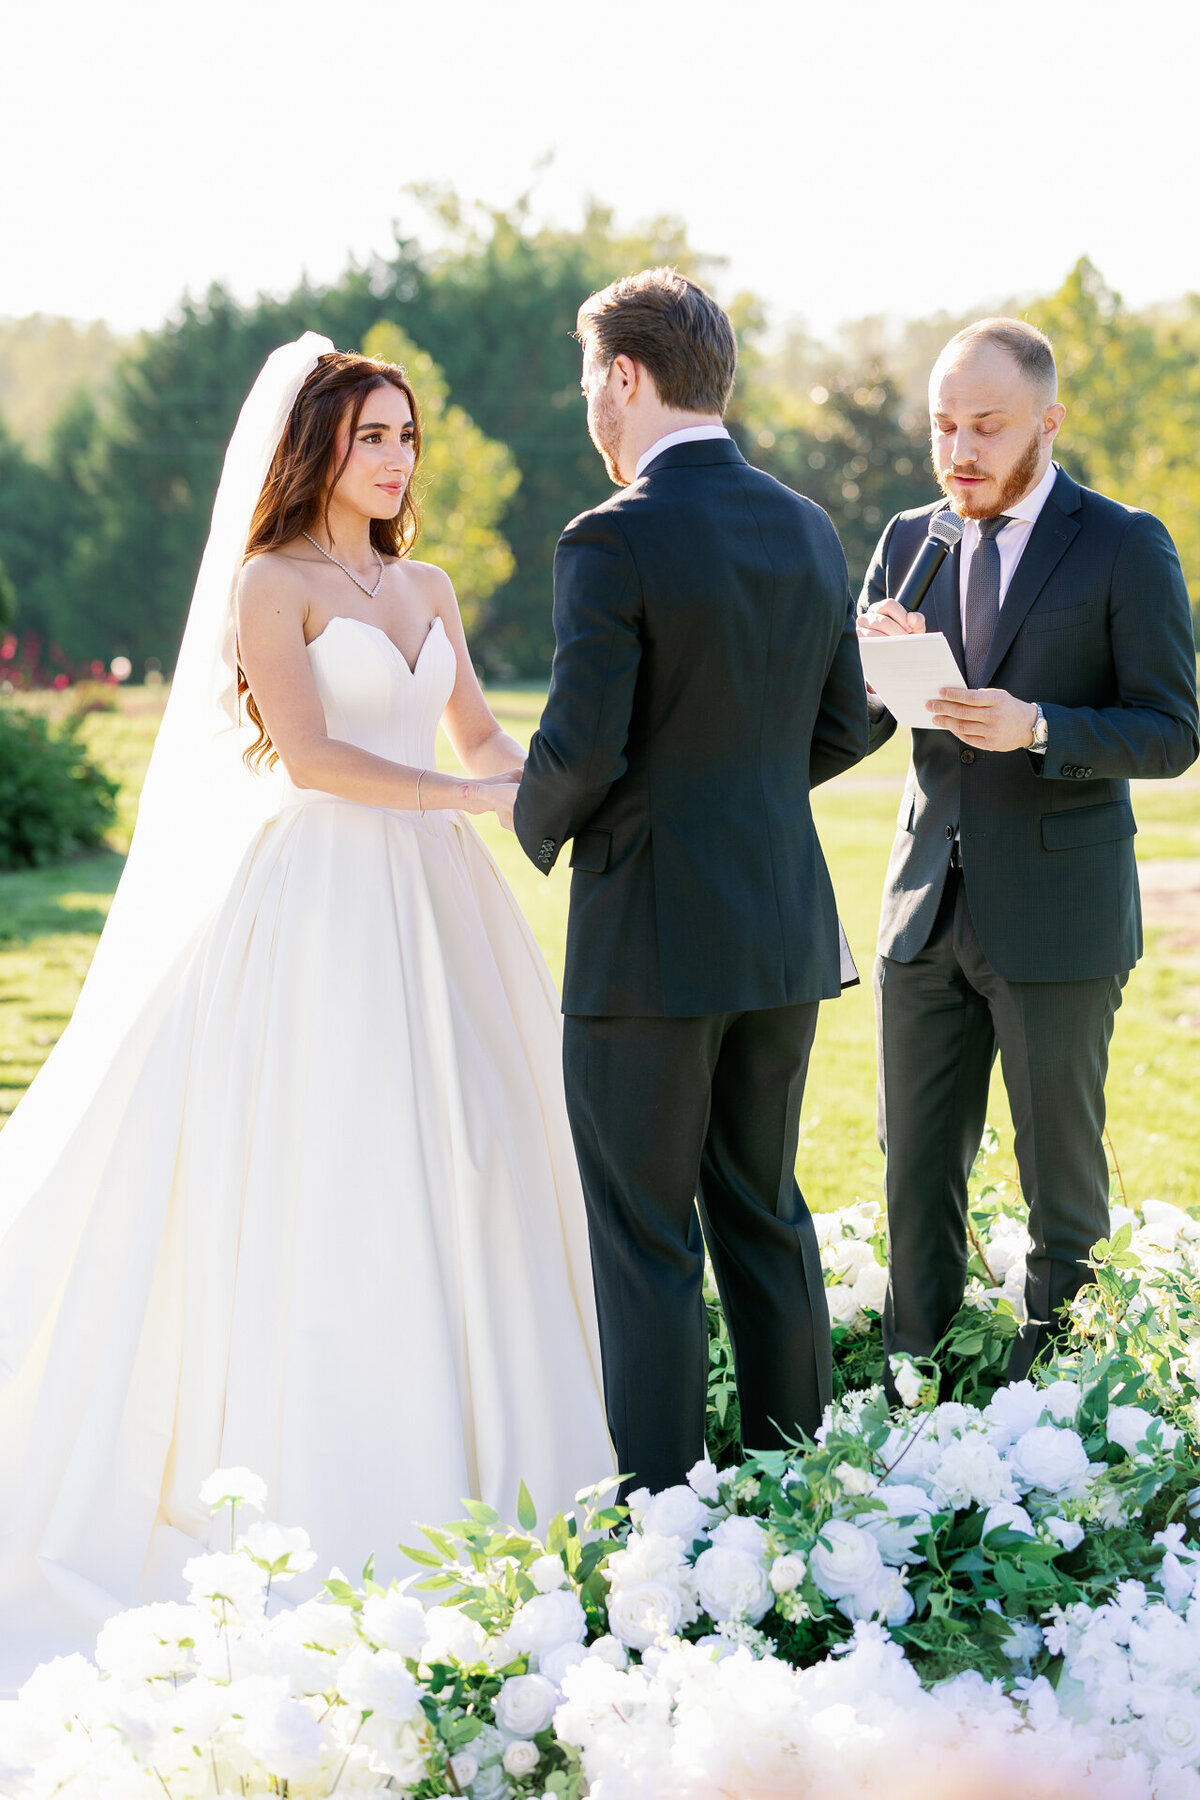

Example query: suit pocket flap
[569,829,611,873]
[1041,801,1136,851]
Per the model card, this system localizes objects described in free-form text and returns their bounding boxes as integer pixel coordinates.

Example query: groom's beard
[935,427,1042,520]
[588,387,628,487]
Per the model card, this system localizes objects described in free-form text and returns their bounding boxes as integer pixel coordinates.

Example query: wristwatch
[1028,703,1048,754]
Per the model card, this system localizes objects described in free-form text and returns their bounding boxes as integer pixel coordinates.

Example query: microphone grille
[928,508,964,548]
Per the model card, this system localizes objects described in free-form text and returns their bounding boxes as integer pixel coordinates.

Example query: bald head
[932,316,1058,407]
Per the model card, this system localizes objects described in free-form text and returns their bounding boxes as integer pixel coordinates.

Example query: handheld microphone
[892,508,964,612]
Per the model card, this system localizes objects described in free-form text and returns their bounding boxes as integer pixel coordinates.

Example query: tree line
[1,198,1197,680]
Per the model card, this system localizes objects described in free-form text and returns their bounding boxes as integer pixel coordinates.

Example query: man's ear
[610,353,642,405]
[1044,400,1066,444]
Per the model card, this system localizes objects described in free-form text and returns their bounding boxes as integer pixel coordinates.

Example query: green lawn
[2,689,1197,1213]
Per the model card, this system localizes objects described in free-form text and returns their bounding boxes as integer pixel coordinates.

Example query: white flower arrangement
[2,1185,1197,1800]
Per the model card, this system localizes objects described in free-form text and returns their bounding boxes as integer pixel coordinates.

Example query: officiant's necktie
[963,514,1011,687]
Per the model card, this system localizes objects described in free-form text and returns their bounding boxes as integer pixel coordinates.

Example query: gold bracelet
[416,769,426,815]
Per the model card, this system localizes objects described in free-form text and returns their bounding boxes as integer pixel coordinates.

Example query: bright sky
[5,0,1198,341]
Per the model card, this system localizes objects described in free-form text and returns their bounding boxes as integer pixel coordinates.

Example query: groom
[514,268,869,1494]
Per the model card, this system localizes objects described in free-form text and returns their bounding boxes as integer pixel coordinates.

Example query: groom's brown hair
[577,268,738,415]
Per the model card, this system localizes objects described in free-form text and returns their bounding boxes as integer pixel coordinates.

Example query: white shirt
[958,460,1059,635]
[635,424,730,479]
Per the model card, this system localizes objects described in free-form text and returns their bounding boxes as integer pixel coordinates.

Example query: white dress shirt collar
[635,424,730,479]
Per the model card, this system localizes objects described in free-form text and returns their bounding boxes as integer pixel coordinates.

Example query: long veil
[0,333,332,1237]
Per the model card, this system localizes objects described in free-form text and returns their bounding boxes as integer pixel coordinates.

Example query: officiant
[856,316,1198,1387]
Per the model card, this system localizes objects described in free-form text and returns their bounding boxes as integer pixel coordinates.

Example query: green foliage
[0,314,124,454]
[0,704,118,868]
[0,554,15,630]
[362,320,519,633]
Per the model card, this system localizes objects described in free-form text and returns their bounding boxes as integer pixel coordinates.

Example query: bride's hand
[457,774,521,831]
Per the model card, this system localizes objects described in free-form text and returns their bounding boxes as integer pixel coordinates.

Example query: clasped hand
[457,768,523,831]
[856,599,1038,752]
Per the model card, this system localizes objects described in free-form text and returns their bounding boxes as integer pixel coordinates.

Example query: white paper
[859,630,965,730]
[837,919,859,989]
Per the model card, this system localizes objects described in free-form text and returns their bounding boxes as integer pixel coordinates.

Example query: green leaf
[516,1481,538,1532]
[399,1544,444,1568]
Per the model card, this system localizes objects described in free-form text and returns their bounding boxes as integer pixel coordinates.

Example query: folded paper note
[859,631,965,729]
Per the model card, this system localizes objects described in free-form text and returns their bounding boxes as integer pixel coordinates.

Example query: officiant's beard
[936,426,1042,520]
[588,386,629,487]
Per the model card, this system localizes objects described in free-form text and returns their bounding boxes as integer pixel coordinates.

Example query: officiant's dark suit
[860,336,1198,1382]
[515,285,868,1492]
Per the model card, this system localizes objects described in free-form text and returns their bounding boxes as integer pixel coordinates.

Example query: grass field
[1,688,1197,1213]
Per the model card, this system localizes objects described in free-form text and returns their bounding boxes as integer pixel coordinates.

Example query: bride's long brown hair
[238,350,423,769]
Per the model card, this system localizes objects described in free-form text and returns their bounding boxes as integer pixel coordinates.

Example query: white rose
[199,1467,268,1513]
[692,1546,772,1623]
[183,1551,269,1619]
[337,1646,422,1721]
[1106,1403,1178,1456]
[624,1487,652,1526]
[449,1750,479,1788]
[861,1484,934,1564]
[423,1605,487,1666]
[768,1553,807,1595]
[1040,1379,1082,1424]
[238,1691,325,1782]
[503,1739,541,1777]
[981,1502,1036,1540]
[239,1521,317,1578]
[983,1381,1046,1445]
[686,1455,722,1502]
[834,1460,878,1497]
[640,1485,710,1545]
[507,1589,587,1657]
[808,1520,885,1602]
[853,1259,889,1315]
[1009,1425,1091,1495]
[287,1597,360,1653]
[933,1436,1018,1511]
[538,1641,587,1688]
[587,1634,628,1670]
[1045,1516,1085,1553]
[826,1283,864,1328]
[494,1673,558,1737]
[709,1515,770,1566]
[892,1358,924,1409]
[528,1553,568,1593]
[605,1580,684,1649]
[95,1603,199,1680]
[826,1234,876,1281]
[607,1530,690,1586]
[360,1590,429,1658]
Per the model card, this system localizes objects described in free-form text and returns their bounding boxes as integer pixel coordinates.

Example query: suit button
[960,749,976,765]
[1060,765,1074,777]
[1083,767,1093,778]
[944,824,954,839]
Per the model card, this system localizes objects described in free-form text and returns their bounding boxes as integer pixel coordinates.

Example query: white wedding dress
[0,609,613,1687]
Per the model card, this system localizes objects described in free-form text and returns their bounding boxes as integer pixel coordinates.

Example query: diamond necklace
[301,531,385,598]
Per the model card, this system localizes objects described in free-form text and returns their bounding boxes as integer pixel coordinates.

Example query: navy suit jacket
[859,466,1199,980]
[515,439,869,1017]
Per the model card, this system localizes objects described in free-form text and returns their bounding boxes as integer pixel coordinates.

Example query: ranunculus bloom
[238,1690,326,1782]
[769,1553,807,1595]
[503,1739,540,1776]
[709,1515,771,1566]
[239,1520,317,1577]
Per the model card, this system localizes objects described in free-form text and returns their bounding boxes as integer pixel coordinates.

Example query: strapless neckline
[307,613,445,679]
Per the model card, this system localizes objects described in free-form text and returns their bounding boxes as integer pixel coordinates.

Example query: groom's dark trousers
[514,439,869,1496]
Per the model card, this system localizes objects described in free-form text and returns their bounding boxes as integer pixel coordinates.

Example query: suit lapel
[980,472,1082,685]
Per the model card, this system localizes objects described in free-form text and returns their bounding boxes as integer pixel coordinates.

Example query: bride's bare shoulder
[238,544,313,602]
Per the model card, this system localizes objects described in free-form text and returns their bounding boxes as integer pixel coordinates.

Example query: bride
[0,334,613,1684]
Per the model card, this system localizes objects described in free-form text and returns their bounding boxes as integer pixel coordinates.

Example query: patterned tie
[963,515,1011,687]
